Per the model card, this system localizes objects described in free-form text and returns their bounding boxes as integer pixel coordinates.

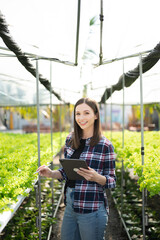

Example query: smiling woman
[37,97,116,240]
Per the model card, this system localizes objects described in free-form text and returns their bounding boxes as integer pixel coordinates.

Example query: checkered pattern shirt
[58,133,116,214]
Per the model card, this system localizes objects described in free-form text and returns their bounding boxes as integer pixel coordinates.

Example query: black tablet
[59,158,89,180]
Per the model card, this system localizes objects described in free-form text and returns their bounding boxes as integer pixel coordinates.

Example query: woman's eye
[75,113,80,116]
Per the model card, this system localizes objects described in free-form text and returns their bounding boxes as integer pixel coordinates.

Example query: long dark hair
[71,98,102,149]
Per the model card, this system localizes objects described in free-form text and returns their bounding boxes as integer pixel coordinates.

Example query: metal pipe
[59,101,62,158]
[75,0,81,66]
[50,61,53,152]
[104,89,107,130]
[95,49,151,66]
[49,61,54,223]
[121,59,125,215]
[122,59,125,148]
[99,0,104,65]
[110,87,112,140]
[139,54,145,240]
[0,45,151,67]
[36,58,42,240]
[0,46,76,66]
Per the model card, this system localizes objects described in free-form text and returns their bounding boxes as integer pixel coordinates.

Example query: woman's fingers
[36,165,46,172]
[35,165,51,177]
[77,167,97,181]
[77,168,94,181]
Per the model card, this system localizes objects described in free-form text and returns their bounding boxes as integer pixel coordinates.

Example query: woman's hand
[36,165,53,178]
[36,165,63,179]
[77,167,106,186]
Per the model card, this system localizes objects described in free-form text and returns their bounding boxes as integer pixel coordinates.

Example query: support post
[99,0,104,65]
[139,54,145,240]
[50,61,54,219]
[121,59,125,215]
[104,89,107,130]
[50,61,53,153]
[36,58,42,240]
[75,0,81,66]
[59,100,62,158]
[110,87,112,140]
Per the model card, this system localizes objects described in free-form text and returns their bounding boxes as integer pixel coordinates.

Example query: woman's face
[75,103,97,135]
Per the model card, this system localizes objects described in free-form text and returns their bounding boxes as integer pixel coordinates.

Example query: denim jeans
[61,187,108,240]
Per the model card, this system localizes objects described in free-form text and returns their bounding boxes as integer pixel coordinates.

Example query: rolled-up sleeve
[58,168,67,181]
[103,143,116,189]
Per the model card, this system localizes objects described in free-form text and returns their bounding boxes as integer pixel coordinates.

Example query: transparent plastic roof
[0,0,160,106]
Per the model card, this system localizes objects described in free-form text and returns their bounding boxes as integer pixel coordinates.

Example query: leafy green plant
[1,177,62,239]
[104,130,160,196]
[0,132,68,214]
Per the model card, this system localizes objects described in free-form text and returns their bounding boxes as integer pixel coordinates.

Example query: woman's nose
[78,114,85,120]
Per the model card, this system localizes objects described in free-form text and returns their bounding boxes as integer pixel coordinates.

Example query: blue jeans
[61,187,108,240]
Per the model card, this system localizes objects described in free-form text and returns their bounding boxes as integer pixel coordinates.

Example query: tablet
[59,158,89,180]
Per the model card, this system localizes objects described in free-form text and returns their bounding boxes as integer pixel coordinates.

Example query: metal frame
[36,58,42,239]
[104,54,147,240]
[0,0,154,238]
[99,0,104,65]
[139,54,146,240]
[0,1,81,237]
[35,57,66,240]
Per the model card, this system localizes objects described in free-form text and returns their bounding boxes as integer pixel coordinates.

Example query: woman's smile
[79,121,87,126]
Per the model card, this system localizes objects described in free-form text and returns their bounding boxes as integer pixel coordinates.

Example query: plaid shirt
[59,133,116,214]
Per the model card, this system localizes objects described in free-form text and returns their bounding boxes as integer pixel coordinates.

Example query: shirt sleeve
[103,143,116,189]
[58,168,67,181]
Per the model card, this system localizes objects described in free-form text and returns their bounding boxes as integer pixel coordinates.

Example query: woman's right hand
[36,165,53,178]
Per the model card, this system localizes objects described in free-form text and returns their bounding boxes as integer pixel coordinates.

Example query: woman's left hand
[77,167,106,186]
[77,167,99,182]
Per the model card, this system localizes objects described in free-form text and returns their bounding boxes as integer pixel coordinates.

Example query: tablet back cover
[59,159,88,180]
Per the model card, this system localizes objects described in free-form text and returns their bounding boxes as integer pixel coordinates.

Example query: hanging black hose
[0,11,63,102]
[100,42,160,103]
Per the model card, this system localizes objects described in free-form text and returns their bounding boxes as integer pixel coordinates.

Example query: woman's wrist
[49,170,54,178]
[50,170,63,180]
[96,174,106,186]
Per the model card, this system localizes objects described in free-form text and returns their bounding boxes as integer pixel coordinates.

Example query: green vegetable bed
[0,132,67,214]
[104,130,160,196]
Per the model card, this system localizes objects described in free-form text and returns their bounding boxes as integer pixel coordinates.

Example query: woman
[37,97,116,240]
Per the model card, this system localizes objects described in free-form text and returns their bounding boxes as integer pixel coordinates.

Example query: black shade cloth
[0,11,63,102]
[100,42,160,103]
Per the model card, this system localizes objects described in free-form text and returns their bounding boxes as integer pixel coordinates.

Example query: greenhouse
[0,0,160,240]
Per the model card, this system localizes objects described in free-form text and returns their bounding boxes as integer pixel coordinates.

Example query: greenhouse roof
[0,0,160,106]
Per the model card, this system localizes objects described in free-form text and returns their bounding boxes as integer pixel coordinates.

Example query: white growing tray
[0,189,30,233]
